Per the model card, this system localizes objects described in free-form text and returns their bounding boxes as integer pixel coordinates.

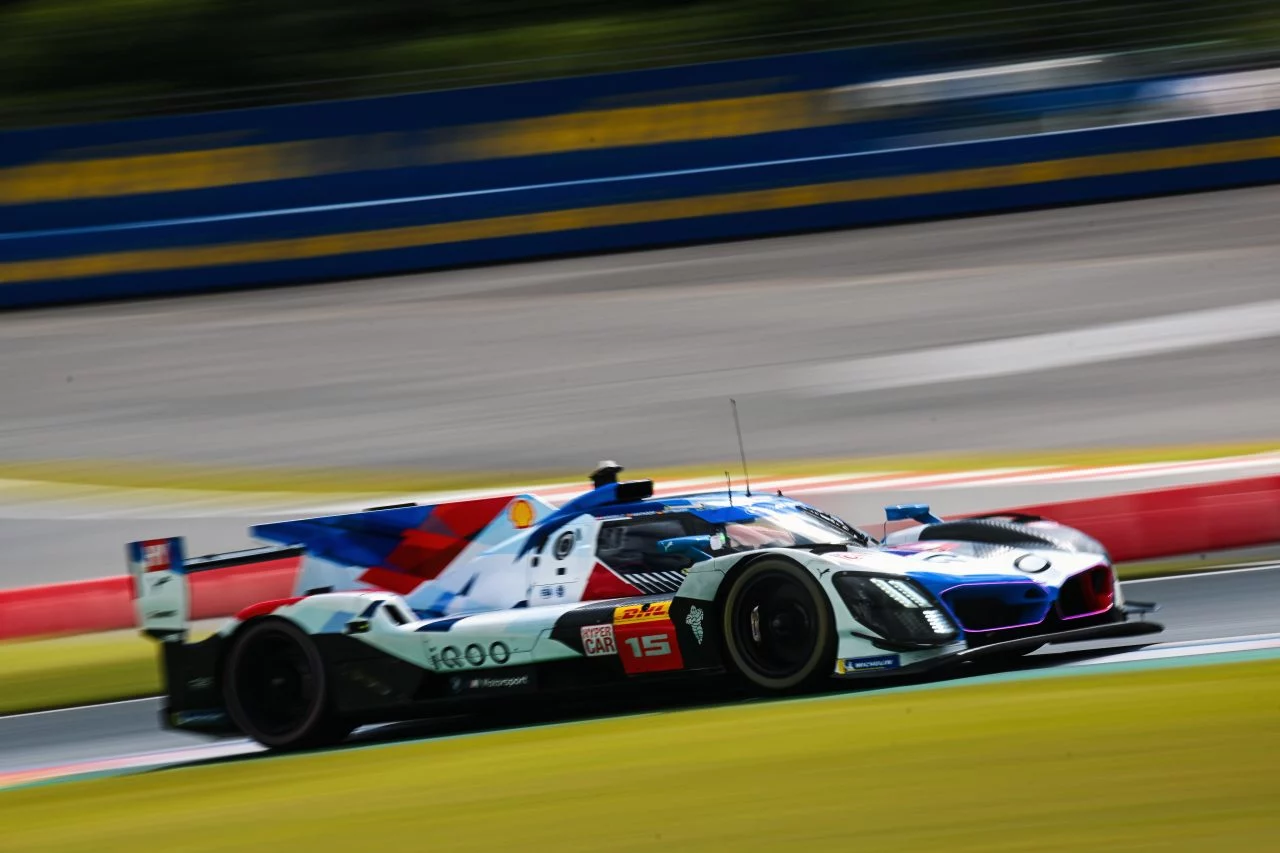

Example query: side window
[596,514,709,574]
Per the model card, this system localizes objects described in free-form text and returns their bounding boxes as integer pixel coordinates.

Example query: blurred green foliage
[0,0,1270,126]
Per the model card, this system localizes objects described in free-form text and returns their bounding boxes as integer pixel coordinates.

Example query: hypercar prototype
[131,463,1162,749]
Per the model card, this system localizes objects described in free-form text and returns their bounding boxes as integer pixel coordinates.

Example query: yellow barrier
[3,135,1278,285]
[432,91,833,161]
[0,91,835,206]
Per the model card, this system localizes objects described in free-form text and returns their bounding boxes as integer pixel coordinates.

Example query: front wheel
[720,558,836,692]
[223,618,352,750]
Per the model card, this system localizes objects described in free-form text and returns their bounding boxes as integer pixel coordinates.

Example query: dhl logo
[613,600,672,624]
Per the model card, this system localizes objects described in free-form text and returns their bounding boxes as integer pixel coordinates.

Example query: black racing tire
[720,558,836,692]
[223,618,353,751]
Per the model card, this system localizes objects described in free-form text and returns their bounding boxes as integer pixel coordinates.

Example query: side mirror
[884,503,942,524]
[658,535,715,564]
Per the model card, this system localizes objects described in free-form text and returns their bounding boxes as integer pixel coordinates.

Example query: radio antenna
[725,471,733,506]
[730,398,752,497]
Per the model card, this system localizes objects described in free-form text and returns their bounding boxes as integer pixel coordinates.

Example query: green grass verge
[1,660,1277,850]
[1116,554,1280,580]
[3,440,1277,494]
[0,633,160,715]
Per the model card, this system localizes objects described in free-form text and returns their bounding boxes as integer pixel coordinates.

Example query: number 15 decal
[623,634,671,658]
[614,621,683,674]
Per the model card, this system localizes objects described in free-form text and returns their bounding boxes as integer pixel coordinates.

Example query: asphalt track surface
[1,566,1277,779]
[2,186,1279,472]
[1,185,1279,781]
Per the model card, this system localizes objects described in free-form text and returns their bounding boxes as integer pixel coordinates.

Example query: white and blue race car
[130,463,1162,749]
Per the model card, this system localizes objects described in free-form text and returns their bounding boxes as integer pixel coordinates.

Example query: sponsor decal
[613,600,672,624]
[186,677,214,691]
[469,674,531,690]
[685,605,705,644]
[836,654,900,675]
[140,540,172,572]
[489,641,511,664]
[509,499,536,529]
[613,600,683,674]
[448,668,536,695]
[581,624,618,657]
[432,641,514,670]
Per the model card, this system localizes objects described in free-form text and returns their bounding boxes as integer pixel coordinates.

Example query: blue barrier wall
[1,45,942,232]
[1,45,1276,309]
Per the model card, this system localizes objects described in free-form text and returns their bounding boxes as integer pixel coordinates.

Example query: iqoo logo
[432,641,512,670]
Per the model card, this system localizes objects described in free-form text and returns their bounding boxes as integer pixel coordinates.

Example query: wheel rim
[730,570,820,678]
[234,631,318,737]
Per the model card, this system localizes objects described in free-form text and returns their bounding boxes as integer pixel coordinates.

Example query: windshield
[720,506,867,550]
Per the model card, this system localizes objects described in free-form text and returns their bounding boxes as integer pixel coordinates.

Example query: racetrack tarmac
[2,186,1279,472]
[3,187,1280,775]
[2,566,1277,780]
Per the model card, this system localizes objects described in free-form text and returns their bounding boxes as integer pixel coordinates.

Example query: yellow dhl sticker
[613,600,672,624]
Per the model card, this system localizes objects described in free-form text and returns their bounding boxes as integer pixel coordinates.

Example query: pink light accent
[1058,565,1116,620]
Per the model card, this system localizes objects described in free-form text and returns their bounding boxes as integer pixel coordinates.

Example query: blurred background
[1,3,1280,848]
[2,0,1280,126]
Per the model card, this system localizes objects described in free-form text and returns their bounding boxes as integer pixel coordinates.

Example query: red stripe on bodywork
[581,562,644,601]
[235,596,305,622]
[357,566,422,595]
[381,495,511,583]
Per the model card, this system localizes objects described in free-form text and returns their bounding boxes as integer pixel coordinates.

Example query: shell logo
[508,499,535,529]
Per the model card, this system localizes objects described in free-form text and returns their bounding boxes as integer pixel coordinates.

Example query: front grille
[941,582,1052,632]
[1058,566,1115,619]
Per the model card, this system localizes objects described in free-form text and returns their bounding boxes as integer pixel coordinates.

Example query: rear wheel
[721,559,835,692]
[223,618,352,750]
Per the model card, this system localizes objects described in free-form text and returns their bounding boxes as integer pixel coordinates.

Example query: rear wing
[127,538,304,642]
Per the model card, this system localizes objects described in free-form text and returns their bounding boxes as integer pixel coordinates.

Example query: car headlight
[833,573,959,647]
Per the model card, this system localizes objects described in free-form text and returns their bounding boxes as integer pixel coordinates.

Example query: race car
[130,463,1162,750]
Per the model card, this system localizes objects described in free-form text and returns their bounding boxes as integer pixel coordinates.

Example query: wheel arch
[714,551,838,692]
